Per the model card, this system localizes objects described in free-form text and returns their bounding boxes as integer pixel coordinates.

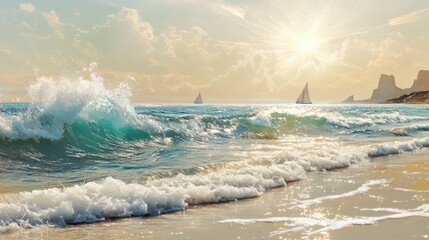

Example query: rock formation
[342,95,354,103]
[358,70,429,103]
[368,74,403,103]
[405,70,429,93]
[386,90,429,104]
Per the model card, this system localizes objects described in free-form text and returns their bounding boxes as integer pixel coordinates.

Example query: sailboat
[194,93,203,104]
[296,82,312,104]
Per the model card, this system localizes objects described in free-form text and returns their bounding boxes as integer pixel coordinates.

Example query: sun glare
[293,33,323,54]
[296,37,322,53]
[247,1,350,73]
[277,26,325,55]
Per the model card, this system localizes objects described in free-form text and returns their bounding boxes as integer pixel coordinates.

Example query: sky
[0,0,428,103]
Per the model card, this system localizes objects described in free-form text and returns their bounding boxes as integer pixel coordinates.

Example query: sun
[276,26,325,55]
[293,33,323,54]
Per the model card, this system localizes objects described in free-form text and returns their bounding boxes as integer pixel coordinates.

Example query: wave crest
[0,72,137,141]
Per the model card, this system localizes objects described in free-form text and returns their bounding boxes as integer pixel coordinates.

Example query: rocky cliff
[405,70,429,93]
[368,74,403,103]
[386,90,429,104]
[360,70,429,103]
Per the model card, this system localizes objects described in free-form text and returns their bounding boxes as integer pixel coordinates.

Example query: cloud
[389,9,428,26]
[42,10,65,39]
[159,26,212,60]
[107,8,154,44]
[88,7,241,98]
[20,33,51,40]
[94,7,221,74]
[20,3,35,13]
[337,39,375,69]
[368,32,405,69]
[87,8,156,70]
[213,2,246,19]
[42,11,65,27]
[72,37,98,58]
[19,21,33,30]
[336,32,411,71]
[0,48,12,55]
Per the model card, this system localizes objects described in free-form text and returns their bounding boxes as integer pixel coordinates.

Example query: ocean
[0,78,429,237]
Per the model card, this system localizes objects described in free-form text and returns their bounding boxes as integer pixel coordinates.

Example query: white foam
[368,138,429,158]
[402,170,423,175]
[0,177,186,231]
[0,70,138,140]
[220,204,429,238]
[0,160,307,231]
[394,188,429,193]
[272,106,426,129]
[293,179,390,208]
[246,111,273,127]
[360,207,405,213]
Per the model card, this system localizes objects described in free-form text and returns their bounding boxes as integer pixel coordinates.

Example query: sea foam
[293,179,390,208]
[220,204,429,239]
[0,160,307,232]
[0,71,137,141]
[368,138,429,157]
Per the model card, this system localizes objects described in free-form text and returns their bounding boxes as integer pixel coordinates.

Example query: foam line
[395,188,429,193]
[220,204,429,238]
[293,179,390,208]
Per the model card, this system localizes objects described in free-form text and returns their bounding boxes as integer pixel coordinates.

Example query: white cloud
[336,32,410,71]
[212,2,246,19]
[43,11,65,27]
[86,8,157,71]
[72,37,98,58]
[389,9,428,26]
[19,21,33,30]
[20,3,35,13]
[0,48,12,55]
[369,32,405,69]
[107,8,154,44]
[20,33,51,40]
[42,10,65,39]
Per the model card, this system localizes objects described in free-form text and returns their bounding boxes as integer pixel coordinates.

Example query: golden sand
[3,154,429,240]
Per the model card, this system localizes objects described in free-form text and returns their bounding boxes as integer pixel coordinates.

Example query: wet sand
[4,153,429,240]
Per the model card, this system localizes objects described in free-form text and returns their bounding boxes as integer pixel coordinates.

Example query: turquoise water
[1,78,429,231]
[2,103,429,188]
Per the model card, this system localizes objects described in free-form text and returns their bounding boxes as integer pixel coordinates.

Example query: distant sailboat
[296,83,312,104]
[194,93,203,104]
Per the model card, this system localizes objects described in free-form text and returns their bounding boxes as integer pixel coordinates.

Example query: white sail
[194,93,203,104]
[296,83,312,104]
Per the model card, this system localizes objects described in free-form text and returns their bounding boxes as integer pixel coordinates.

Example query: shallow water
[4,154,428,240]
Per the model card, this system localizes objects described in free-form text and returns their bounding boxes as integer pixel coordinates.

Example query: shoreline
[3,151,429,239]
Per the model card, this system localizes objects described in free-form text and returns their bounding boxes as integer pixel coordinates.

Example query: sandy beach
[4,152,428,240]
